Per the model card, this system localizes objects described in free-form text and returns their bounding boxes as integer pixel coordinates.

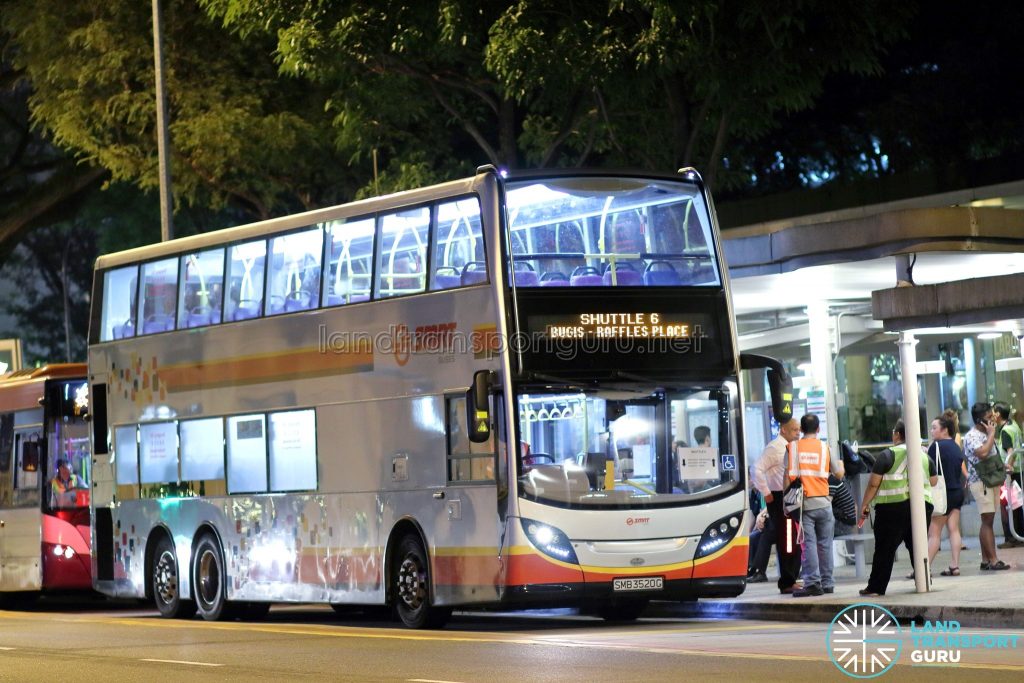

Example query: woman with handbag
[927,414,968,576]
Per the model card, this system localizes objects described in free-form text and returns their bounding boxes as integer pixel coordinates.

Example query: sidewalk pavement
[656,538,1024,628]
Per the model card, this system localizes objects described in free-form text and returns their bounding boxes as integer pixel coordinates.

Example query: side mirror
[740,353,793,423]
[467,370,495,443]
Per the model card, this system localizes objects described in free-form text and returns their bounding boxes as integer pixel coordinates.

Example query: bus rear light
[695,513,743,559]
[520,518,578,564]
[50,544,76,560]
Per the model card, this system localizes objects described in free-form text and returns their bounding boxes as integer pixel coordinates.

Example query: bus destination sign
[543,313,691,339]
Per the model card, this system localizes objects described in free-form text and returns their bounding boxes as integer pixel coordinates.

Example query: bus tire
[151,535,195,619]
[392,534,450,629]
[192,533,229,621]
[596,598,649,622]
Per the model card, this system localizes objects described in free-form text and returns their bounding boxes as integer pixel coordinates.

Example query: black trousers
[901,501,933,564]
[867,500,910,595]
[748,516,775,574]
[766,492,801,590]
[1000,472,1024,542]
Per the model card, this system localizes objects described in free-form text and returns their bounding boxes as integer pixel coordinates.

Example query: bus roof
[94,174,484,271]
[0,363,87,414]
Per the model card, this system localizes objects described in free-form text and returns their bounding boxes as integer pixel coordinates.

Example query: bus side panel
[0,508,42,592]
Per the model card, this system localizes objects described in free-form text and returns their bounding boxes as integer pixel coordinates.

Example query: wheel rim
[197,548,220,609]
[154,550,178,605]
[396,554,427,610]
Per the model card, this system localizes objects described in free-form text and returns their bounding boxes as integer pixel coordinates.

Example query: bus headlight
[694,512,743,559]
[520,518,578,564]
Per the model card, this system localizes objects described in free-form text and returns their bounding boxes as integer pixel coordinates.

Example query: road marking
[408,679,466,683]
[139,658,223,668]
[3,611,1023,674]
[0,647,15,651]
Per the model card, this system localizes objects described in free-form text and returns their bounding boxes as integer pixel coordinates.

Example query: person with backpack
[963,402,1011,571]
[993,402,1024,549]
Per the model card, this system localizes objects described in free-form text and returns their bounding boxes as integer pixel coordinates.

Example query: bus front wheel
[151,535,196,619]
[193,534,229,621]
[392,534,450,629]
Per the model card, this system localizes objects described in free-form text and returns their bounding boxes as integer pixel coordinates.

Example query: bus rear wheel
[151,535,195,619]
[392,534,450,629]
[193,534,229,621]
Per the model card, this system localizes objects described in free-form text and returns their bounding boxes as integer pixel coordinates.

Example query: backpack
[975,451,1007,488]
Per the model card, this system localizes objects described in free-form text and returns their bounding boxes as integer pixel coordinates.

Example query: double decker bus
[87,167,790,627]
[0,364,92,600]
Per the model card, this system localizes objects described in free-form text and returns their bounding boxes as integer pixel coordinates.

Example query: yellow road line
[2,610,1023,673]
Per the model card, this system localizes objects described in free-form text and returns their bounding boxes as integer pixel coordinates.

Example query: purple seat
[349,294,370,303]
[539,272,569,287]
[460,262,487,286]
[113,321,134,339]
[602,264,643,286]
[513,270,540,287]
[187,310,213,328]
[643,261,682,286]
[284,296,311,312]
[435,271,461,289]
[326,293,345,307]
[233,302,261,321]
[142,315,173,334]
[569,266,603,287]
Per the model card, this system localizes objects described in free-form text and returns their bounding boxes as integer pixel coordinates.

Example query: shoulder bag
[930,445,947,516]
[975,449,1007,488]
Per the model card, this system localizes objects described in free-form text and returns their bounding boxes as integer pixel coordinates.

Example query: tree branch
[595,89,655,169]
[683,93,714,167]
[538,88,584,168]
[705,109,731,189]
[426,80,500,164]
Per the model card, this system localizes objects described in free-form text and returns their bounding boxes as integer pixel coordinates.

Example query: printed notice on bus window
[677,446,718,481]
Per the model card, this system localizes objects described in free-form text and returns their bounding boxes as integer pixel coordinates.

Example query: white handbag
[931,446,947,516]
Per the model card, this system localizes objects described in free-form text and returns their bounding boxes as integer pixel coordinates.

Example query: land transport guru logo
[827,603,902,678]
[827,603,1020,678]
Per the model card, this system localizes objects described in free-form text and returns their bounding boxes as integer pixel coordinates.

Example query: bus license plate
[613,576,664,592]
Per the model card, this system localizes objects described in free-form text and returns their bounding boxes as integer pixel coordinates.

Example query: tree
[2,0,363,225]
[202,0,912,188]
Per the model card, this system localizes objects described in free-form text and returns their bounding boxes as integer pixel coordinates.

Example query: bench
[834,533,873,578]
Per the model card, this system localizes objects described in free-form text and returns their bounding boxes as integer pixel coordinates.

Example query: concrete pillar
[898,332,930,593]
[806,301,840,451]
[965,338,978,408]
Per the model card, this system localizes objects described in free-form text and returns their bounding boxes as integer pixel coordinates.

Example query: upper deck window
[323,217,375,307]
[505,178,719,288]
[431,198,486,290]
[137,258,178,335]
[100,266,138,341]
[267,228,323,315]
[376,207,430,299]
[177,248,225,329]
[225,240,267,322]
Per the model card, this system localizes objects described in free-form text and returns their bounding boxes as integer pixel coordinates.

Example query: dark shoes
[746,571,768,583]
[997,540,1024,549]
[981,560,1011,571]
[779,585,796,594]
[793,585,823,597]
[859,588,884,597]
[823,587,835,594]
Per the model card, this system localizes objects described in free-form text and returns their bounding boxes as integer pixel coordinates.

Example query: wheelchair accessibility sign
[721,454,736,471]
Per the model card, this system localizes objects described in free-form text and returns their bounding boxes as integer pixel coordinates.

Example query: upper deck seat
[569,266,602,286]
[434,266,461,290]
[642,261,682,286]
[349,293,370,303]
[539,272,569,287]
[142,315,173,334]
[186,308,214,328]
[284,293,311,312]
[460,262,487,286]
[232,301,261,321]
[513,270,539,287]
[113,320,134,339]
[602,262,643,286]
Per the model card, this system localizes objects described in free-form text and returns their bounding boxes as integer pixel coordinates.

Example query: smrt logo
[625,517,650,526]
[827,603,902,678]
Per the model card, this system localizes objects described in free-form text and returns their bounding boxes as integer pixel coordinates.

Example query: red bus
[0,364,92,598]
